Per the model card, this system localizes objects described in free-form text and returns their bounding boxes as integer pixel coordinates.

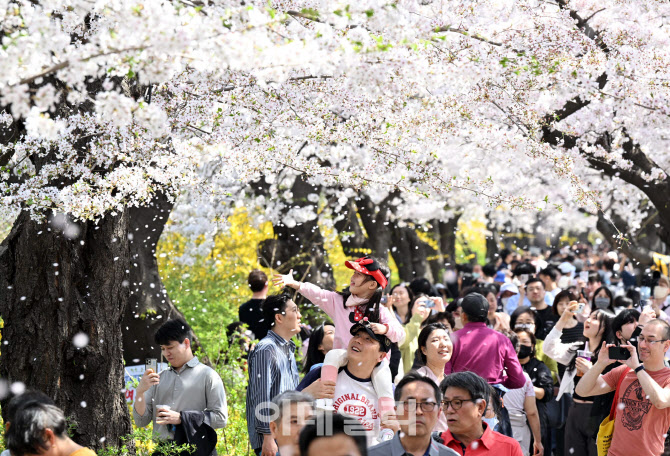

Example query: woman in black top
[515,328,554,455]
[544,302,616,456]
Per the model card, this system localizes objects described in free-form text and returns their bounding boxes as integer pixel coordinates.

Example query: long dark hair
[567,310,615,371]
[417,323,450,366]
[302,321,334,374]
[338,258,390,324]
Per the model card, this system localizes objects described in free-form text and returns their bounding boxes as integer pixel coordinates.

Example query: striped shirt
[245,330,299,450]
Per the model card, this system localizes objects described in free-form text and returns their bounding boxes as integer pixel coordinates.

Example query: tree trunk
[333,198,372,257]
[0,210,133,450]
[439,215,461,267]
[258,176,335,289]
[390,225,433,282]
[355,194,394,264]
[121,192,205,365]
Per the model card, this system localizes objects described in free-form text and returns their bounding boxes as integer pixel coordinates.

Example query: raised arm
[379,304,407,345]
[620,343,670,409]
[543,302,582,365]
[574,341,616,397]
[273,270,341,317]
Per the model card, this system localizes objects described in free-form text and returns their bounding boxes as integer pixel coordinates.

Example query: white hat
[558,262,576,276]
[500,283,519,295]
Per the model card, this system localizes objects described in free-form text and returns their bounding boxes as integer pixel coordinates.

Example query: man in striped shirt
[246,291,302,456]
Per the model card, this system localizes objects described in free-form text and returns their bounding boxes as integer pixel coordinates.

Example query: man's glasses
[637,336,669,345]
[441,398,477,411]
[398,401,438,412]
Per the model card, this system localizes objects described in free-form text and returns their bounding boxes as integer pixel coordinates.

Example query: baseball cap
[460,293,490,320]
[345,256,388,289]
[349,320,392,352]
[494,271,507,283]
[500,283,519,295]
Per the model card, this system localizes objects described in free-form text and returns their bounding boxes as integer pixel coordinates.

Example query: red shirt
[440,423,523,456]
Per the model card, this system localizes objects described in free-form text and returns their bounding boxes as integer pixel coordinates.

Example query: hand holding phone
[139,358,160,393]
[145,358,158,373]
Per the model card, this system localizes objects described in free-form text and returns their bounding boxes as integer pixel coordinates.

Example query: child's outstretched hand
[272,269,300,290]
[369,322,388,335]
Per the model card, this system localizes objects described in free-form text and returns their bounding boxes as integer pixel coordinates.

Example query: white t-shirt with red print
[332,367,381,447]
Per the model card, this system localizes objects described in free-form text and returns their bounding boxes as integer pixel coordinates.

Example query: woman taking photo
[389,283,414,323]
[398,294,442,375]
[544,303,615,456]
[414,322,452,432]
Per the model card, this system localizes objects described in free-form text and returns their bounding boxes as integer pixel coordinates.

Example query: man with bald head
[576,318,670,456]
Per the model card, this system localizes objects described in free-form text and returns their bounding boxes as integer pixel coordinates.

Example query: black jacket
[174,411,218,456]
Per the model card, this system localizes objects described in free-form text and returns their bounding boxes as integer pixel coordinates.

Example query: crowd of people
[5,244,670,456]
[236,244,670,456]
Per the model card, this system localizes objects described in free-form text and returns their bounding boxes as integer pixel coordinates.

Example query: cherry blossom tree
[2,0,670,448]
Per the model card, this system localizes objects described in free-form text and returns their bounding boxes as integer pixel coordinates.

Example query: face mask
[557,276,571,289]
[472,272,481,279]
[518,344,533,359]
[482,416,499,431]
[594,297,610,310]
[654,286,669,300]
[501,297,510,307]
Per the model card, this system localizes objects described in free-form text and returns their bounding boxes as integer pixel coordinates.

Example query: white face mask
[501,297,510,307]
[557,276,571,290]
[654,286,669,300]
[483,415,499,431]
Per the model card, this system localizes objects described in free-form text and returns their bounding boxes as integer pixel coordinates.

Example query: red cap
[345,256,388,289]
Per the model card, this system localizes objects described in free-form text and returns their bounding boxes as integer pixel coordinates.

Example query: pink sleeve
[379,305,406,344]
[298,282,342,318]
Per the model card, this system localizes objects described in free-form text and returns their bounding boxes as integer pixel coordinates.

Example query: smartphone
[145,358,158,373]
[576,303,585,313]
[519,274,529,285]
[424,299,435,308]
[609,346,631,361]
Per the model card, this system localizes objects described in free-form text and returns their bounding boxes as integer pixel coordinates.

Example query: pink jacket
[298,282,406,350]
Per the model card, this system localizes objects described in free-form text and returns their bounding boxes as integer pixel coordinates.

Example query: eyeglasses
[441,398,477,411]
[637,336,669,345]
[398,401,439,412]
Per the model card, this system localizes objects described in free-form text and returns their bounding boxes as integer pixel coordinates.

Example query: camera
[608,346,631,361]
